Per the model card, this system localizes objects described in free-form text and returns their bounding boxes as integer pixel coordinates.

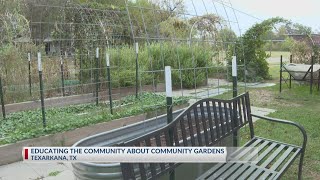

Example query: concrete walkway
[0,162,74,180]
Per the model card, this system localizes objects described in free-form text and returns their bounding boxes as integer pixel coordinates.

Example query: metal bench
[119,92,307,180]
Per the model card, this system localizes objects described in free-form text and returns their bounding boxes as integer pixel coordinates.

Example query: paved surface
[251,106,276,122]
[0,162,74,180]
[0,79,277,180]
[238,82,276,88]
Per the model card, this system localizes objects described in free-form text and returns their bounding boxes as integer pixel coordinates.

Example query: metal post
[0,77,5,119]
[318,70,320,91]
[280,55,283,93]
[310,56,314,94]
[165,66,175,180]
[135,42,139,98]
[232,56,238,147]
[60,56,65,96]
[289,55,292,89]
[106,52,113,114]
[28,53,32,96]
[80,49,83,84]
[38,52,46,128]
[95,48,99,105]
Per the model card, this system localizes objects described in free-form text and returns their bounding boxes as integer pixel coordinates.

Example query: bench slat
[145,139,157,178]
[237,166,258,179]
[248,169,265,179]
[186,111,196,146]
[255,142,278,164]
[237,99,243,125]
[195,161,229,179]
[206,163,235,179]
[212,101,221,139]
[164,130,171,146]
[224,102,231,133]
[121,163,136,180]
[227,163,251,179]
[138,163,147,179]
[260,144,286,168]
[274,149,301,179]
[193,106,203,146]
[270,146,295,171]
[206,101,215,143]
[230,139,264,161]
[241,95,248,124]
[200,103,210,146]
[259,170,276,179]
[155,134,166,171]
[239,166,258,179]
[179,117,188,146]
[218,163,243,179]
[173,125,180,146]
[218,102,226,136]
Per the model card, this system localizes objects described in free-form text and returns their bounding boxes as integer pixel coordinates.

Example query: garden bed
[0,93,190,145]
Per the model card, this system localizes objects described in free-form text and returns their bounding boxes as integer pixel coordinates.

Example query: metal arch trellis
[0,1,266,130]
[124,0,248,99]
[0,0,276,178]
[0,0,256,123]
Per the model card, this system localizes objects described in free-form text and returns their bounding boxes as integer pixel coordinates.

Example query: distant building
[43,36,60,55]
[13,37,31,51]
[288,34,320,47]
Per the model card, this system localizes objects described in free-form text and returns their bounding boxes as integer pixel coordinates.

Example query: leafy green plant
[0,93,190,145]
[78,42,216,89]
[227,17,287,82]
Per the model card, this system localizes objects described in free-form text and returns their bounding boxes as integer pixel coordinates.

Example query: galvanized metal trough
[72,109,186,180]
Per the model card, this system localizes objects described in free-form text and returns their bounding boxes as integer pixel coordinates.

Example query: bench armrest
[251,113,307,151]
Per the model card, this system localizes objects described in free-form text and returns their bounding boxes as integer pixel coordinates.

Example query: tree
[228,17,287,82]
[216,28,237,49]
[189,14,222,41]
[285,23,312,35]
[159,17,190,39]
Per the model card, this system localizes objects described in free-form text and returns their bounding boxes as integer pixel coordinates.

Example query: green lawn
[268,63,280,81]
[251,85,320,179]
[216,83,320,179]
[268,51,291,59]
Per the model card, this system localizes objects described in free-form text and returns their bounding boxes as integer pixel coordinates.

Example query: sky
[185,0,320,35]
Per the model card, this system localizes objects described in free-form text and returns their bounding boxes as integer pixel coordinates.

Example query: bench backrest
[120,92,254,180]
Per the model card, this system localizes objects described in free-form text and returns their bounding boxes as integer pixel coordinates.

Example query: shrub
[227,17,287,82]
[79,42,216,89]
